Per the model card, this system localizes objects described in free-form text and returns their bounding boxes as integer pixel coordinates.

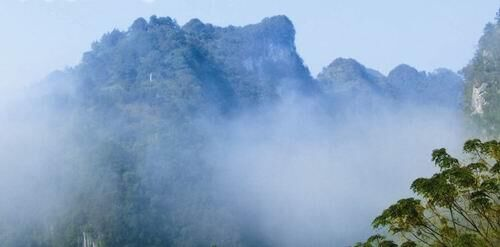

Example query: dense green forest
[0,9,498,247]
[463,12,500,138]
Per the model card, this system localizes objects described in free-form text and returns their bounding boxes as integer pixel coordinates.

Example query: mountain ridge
[317,57,463,107]
[15,14,467,247]
[41,14,466,119]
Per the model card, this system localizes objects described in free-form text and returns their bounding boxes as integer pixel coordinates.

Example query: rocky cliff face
[463,21,500,137]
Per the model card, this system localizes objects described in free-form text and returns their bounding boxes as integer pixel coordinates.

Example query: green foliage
[3,14,317,246]
[317,58,463,108]
[463,9,500,138]
[355,139,500,247]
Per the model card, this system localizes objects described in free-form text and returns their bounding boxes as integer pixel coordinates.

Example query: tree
[356,139,500,247]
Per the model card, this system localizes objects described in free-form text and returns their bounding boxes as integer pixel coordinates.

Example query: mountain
[50,14,463,116]
[3,15,467,247]
[463,17,500,137]
[318,58,463,108]
[387,65,463,106]
[317,58,385,95]
[17,15,318,247]
[68,15,315,116]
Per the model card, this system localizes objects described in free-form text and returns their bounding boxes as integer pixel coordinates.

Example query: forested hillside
[0,15,468,247]
[463,12,500,138]
[317,58,463,108]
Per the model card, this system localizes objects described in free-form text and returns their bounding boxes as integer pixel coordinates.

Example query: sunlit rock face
[462,21,500,137]
[471,83,487,115]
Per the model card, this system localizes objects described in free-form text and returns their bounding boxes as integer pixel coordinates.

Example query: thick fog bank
[0,87,468,246]
[203,95,466,246]
[0,90,87,245]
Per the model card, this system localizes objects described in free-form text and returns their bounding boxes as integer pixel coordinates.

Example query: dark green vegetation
[75,15,315,112]
[318,58,463,108]
[355,139,500,247]
[463,11,500,138]
[2,15,321,247]
[0,14,472,247]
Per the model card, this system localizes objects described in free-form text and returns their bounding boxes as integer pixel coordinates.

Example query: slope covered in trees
[2,15,319,247]
[317,58,463,108]
[0,15,468,247]
[463,12,500,138]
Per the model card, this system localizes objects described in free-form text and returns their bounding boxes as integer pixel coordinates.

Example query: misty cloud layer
[0,85,467,246]
[202,94,465,246]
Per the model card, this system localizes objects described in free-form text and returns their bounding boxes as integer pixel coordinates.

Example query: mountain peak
[388,64,422,80]
[321,58,365,74]
[182,18,214,34]
[73,15,313,111]
[260,15,294,30]
[246,15,295,46]
[183,18,204,28]
[317,58,384,94]
[130,17,148,31]
[149,15,177,27]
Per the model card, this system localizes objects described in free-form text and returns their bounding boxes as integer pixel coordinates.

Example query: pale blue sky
[1,0,499,91]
